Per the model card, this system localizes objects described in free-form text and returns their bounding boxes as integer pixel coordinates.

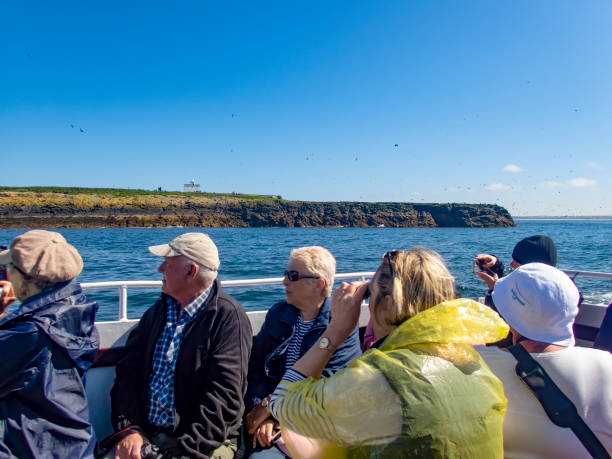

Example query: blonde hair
[373,246,455,327]
[289,246,336,297]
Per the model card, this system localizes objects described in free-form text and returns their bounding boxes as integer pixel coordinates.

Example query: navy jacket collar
[0,279,79,325]
[17,279,79,314]
[0,277,99,374]
[278,297,331,329]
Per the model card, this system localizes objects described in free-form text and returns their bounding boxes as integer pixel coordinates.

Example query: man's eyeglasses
[284,270,320,282]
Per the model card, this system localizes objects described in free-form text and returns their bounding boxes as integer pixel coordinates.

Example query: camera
[0,245,6,281]
[0,269,5,301]
[472,259,495,276]
[472,259,481,274]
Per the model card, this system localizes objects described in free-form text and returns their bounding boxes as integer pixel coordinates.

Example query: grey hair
[178,256,217,286]
[196,264,217,285]
[289,246,336,297]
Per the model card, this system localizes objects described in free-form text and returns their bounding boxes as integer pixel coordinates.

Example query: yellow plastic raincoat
[272,298,509,458]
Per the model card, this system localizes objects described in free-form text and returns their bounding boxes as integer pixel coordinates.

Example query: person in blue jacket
[244,246,362,459]
[0,230,99,459]
[594,302,612,352]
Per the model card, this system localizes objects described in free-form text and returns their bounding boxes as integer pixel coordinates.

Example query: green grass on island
[0,186,282,202]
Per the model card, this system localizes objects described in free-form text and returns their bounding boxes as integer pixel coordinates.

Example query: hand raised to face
[329,281,369,338]
[0,281,17,316]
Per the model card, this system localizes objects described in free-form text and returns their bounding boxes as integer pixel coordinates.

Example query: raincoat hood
[381,297,510,350]
[4,279,99,373]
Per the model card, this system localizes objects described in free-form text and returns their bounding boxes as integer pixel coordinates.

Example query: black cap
[512,235,557,267]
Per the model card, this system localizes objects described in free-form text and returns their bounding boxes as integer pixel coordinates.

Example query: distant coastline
[515,216,612,221]
[0,186,515,229]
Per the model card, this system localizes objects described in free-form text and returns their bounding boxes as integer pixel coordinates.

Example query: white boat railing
[562,270,612,280]
[82,272,375,321]
[82,270,612,322]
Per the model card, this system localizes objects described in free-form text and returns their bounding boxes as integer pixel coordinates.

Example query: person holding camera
[269,247,509,458]
[474,234,558,310]
[0,230,99,458]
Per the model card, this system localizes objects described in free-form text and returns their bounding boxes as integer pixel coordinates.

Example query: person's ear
[382,293,394,310]
[186,262,198,279]
[317,278,326,293]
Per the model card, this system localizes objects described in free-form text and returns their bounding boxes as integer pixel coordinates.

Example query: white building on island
[184,179,201,192]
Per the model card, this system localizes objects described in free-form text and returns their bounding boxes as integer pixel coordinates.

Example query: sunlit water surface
[2,220,610,321]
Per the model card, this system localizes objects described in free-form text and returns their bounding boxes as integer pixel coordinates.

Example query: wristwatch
[260,397,270,408]
[318,336,336,352]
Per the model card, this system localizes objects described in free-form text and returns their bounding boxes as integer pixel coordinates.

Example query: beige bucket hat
[0,230,83,282]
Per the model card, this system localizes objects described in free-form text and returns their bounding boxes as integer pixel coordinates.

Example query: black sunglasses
[385,250,401,279]
[284,270,320,282]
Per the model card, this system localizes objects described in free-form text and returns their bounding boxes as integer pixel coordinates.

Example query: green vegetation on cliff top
[0,186,503,209]
[0,186,277,201]
[0,187,514,228]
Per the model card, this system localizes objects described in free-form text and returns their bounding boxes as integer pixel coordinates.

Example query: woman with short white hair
[245,246,362,459]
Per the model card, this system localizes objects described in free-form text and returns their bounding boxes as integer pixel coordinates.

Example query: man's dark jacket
[0,279,99,458]
[246,298,362,412]
[110,280,252,458]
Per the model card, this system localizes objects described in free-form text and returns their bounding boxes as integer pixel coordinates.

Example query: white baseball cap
[148,233,219,272]
[492,263,579,346]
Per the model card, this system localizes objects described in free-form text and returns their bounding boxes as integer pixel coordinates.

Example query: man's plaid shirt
[147,286,211,427]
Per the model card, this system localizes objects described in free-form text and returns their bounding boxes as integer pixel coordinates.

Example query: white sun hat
[492,262,579,346]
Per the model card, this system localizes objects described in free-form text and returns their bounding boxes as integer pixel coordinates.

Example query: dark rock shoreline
[0,193,515,228]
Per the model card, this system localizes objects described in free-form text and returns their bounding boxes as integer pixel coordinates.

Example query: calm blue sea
[2,220,611,321]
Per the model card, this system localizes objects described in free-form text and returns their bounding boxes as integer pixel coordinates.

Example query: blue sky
[1,1,611,216]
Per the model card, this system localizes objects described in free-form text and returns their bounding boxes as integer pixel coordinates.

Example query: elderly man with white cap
[0,230,99,458]
[476,263,612,458]
[109,233,252,459]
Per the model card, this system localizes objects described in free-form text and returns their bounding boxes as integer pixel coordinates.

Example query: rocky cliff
[0,191,515,228]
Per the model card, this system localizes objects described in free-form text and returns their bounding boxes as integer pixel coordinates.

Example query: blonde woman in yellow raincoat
[266,247,509,458]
